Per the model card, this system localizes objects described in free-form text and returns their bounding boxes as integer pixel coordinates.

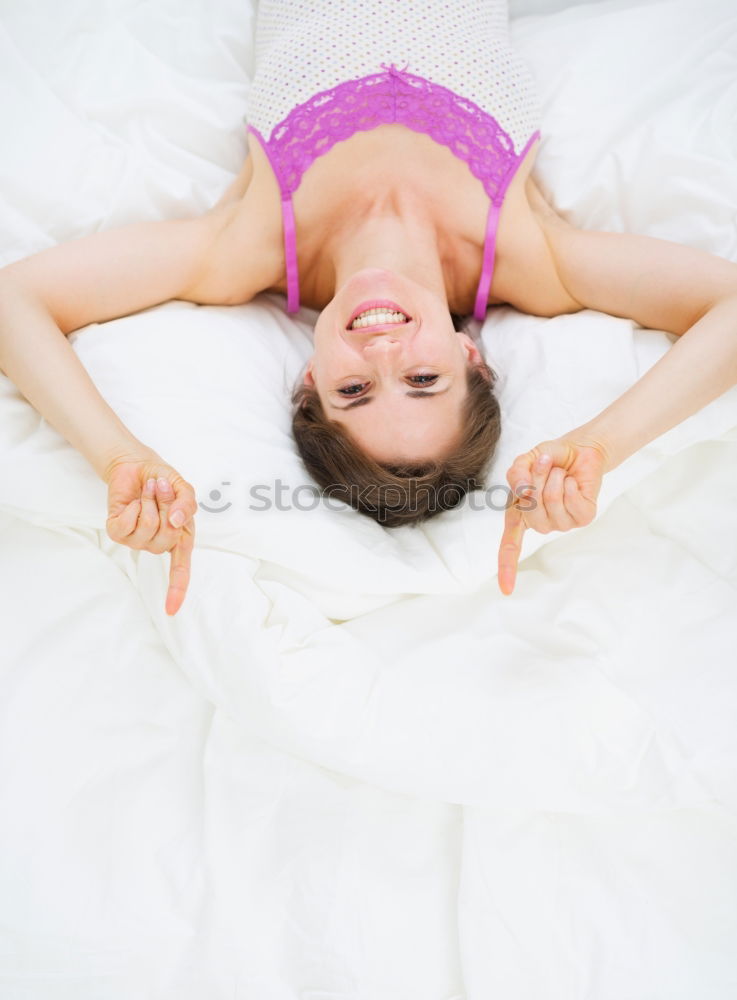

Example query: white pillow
[1,0,735,620]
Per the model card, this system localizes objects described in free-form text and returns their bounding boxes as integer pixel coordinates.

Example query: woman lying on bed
[0,3,736,617]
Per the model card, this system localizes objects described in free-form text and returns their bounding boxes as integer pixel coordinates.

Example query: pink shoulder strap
[473,200,501,321]
[473,129,540,320]
[247,126,302,313]
[281,195,300,312]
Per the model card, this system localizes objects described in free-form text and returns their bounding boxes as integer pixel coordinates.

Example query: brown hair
[291,329,502,527]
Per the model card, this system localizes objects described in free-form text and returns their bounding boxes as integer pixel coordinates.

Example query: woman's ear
[458,333,494,383]
[458,333,485,369]
[302,361,315,387]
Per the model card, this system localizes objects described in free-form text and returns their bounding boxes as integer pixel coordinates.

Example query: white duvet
[1,1,737,997]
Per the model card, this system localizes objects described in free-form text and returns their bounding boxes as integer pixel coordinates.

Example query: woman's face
[305,268,485,463]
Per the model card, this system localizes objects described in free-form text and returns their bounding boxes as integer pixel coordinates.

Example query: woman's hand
[103,450,198,616]
[497,433,611,596]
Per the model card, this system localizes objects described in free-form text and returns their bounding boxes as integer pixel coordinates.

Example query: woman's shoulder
[490,177,583,318]
[185,157,284,307]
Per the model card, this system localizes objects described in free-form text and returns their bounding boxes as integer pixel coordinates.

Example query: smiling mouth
[346,302,412,331]
[349,320,413,336]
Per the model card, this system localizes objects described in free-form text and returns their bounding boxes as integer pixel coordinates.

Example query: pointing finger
[165,522,195,616]
[498,500,526,596]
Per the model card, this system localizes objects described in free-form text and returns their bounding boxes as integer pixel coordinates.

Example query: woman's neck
[326,193,450,304]
[300,176,466,309]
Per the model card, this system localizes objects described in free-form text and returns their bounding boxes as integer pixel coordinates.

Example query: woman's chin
[338,267,407,297]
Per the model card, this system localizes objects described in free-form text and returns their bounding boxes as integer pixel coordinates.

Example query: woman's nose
[362,335,402,369]
[363,335,401,352]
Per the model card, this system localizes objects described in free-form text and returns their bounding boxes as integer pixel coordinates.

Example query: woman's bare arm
[573,292,737,471]
[0,209,235,471]
[0,205,269,615]
[2,205,234,335]
[540,223,737,467]
[0,190,280,459]
[497,224,737,594]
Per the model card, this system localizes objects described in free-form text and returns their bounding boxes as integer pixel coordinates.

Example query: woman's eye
[337,382,369,396]
[407,374,439,386]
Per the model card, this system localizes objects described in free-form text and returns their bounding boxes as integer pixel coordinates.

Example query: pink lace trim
[248,63,539,319]
[250,63,522,203]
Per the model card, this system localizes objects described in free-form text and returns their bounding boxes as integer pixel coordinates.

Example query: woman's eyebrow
[329,386,450,411]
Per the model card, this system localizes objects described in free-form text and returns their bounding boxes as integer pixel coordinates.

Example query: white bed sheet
[1,1,736,997]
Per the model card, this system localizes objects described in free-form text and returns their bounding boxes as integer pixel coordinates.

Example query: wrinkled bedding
[1,1,736,997]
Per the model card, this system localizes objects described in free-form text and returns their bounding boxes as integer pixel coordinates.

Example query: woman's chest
[247,124,546,314]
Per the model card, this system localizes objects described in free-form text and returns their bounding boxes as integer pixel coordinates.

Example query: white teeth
[350,308,409,329]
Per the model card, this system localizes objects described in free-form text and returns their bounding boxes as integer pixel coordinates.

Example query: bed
[1,0,736,996]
